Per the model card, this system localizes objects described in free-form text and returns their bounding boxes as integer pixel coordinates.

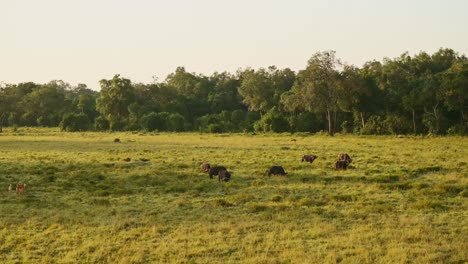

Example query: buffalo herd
[202,153,353,182]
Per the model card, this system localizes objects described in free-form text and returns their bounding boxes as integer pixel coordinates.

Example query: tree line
[0,48,466,135]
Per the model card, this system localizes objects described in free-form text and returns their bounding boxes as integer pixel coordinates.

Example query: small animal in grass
[337,153,352,164]
[123,157,131,162]
[335,153,352,170]
[267,166,287,177]
[218,170,231,182]
[114,138,121,143]
[302,155,318,163]
[200,162,211,173]
[335,160,350,170]
[208,166,227,179]
[139,158,150,162]
[8,184,12,192]
[16,183,27,193]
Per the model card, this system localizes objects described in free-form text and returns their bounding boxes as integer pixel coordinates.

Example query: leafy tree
[239,66,295,114]
[60,113,90,131]
[208,72,244,113]
[140,112,171,131]
[440,60,468,134]
[167,113,186,132]
[286,51,342,136]
[96,75,135,130]
[254,107,289,133]
[94,116,110,131]
[165,67,210,125]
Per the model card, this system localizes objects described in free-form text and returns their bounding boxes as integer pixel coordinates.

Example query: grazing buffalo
[218,170,231,182]
[302,155,318,163]
[16,183,27,193]
[208,166,227,179]
[268,166,287,177]
[114,138,121,143]
[200,163,211,173]
[335,160,350,170]
[338,153,352,164]
[123,157,131,162]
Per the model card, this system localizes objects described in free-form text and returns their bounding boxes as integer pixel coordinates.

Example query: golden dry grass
[0,128,467,263]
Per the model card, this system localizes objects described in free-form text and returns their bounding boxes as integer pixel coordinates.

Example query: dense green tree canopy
[0,48,466,135]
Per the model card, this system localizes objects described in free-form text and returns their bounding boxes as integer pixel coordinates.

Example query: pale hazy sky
[1,0,467,90]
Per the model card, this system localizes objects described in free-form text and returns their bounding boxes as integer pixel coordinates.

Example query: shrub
[60,113,90,131]
[8,112,20,126]
[94,116,109,131]
[20,112,37,126]
[167,113,186,132]
[447,124,466,135]
[360,115,387,135]
[140,112,170,131]
[207,123,223,133]
[254,107,289,132]
[384,115,411,134]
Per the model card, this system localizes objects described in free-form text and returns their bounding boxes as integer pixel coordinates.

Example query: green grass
[0,128,467,263]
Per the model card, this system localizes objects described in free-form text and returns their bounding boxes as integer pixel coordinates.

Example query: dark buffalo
[338,153,352,164]
[114,138,121,143]
[208,166,227,179]
[302,155,318,163]
[268,166,287,177]
[200,163,211,173]
[335,160,350,170]
[218,170,231,182]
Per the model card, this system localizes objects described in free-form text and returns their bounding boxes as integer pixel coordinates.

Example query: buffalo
[268,166,287,177]
[218,170,231,182]
[113,138,121,143]
[338,153,352,164]
[208,166,227,179]
[200,162,211,173]
[302,155,318,163]
[335,160,350,170]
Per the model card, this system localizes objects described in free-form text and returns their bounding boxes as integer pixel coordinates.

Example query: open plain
[0,128,467,263]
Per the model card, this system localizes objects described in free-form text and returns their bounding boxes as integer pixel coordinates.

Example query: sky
[1,0,467,90]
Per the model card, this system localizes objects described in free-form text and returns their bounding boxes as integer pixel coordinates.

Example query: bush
[167,113,186,132]
[231,110,246,131]
[207,123,223,133]
[140,112,170,131]
[340,120,352,134]
[8,112,20,126]
[20,112,37,126]
[360,115,387,135]
[94,116,110,131]
[60,113,90,131]
[109,119,127,131]
[384,115,411,134]
[447,124,466,135]
[254,107,289,133]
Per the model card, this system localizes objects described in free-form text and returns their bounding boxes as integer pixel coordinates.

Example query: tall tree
[339,64,382,130]
[208,72,244,113]
[238,66,295,114]
[96,75,135,130]
[165,67,210,125]
[286,51,341,136]
[440,60,468,132]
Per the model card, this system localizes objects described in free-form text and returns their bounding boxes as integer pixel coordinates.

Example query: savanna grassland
[0,128,467,264]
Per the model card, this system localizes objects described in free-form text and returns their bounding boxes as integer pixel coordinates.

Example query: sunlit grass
[0,128,466,263]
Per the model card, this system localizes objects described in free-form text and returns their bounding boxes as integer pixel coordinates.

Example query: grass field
[0,128,467,263]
